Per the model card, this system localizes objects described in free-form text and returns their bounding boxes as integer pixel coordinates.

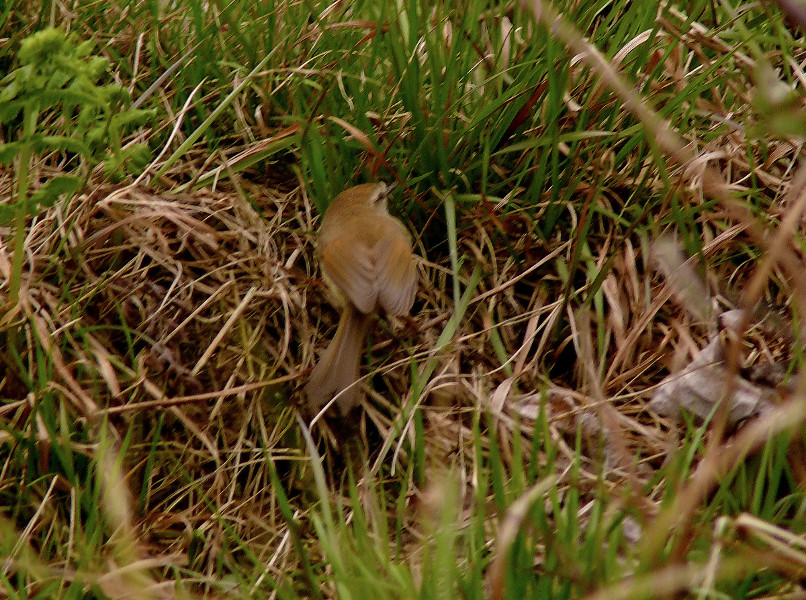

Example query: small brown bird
[304,182,418,415]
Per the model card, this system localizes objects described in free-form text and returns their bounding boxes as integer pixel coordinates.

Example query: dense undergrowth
[1,1,806,598]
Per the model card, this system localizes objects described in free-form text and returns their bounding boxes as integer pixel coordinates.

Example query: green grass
[2,0,806,598]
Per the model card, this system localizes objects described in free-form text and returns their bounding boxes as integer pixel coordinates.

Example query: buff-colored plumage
[304,182,418,415]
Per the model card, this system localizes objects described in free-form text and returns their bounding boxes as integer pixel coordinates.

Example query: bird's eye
[372,185,389,205]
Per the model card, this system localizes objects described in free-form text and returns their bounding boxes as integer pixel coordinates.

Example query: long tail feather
[304,305,370,415]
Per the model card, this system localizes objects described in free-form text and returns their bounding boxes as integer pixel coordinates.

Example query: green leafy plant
[0,27,153,303]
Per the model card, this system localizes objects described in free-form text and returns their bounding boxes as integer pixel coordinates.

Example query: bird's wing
[371,223,417,316]
[319,235,378,314]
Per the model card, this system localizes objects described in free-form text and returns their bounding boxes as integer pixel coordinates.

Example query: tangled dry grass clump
[0,173,313,568]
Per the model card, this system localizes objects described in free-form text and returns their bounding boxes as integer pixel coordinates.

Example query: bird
[303,182,418,416]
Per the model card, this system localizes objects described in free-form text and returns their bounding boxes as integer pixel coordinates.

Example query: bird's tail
[303,305,370,416]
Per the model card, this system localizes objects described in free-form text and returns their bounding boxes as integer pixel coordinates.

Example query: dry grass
[1,137,800,592]
[3,1,806,598]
